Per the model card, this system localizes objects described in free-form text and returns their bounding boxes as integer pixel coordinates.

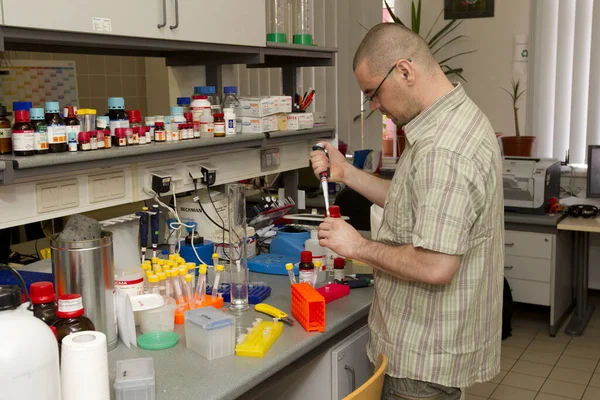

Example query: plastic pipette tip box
[291,283,326,333]
[235,320,284,358]
[206,283,271,304]
[316,283,350,304]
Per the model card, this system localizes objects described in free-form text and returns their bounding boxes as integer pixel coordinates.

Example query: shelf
[0,26,336,68]
[0,126,335,184]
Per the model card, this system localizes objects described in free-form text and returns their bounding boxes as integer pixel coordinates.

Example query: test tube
[171,269,185,305]
[213,264,224,300]
[148,274,160,294]
[195,264,208,305]
[184,274,194,310]
[228,183,249,313]
[286,263,296,285]
[212,253,219,268]
[157,272,167,295]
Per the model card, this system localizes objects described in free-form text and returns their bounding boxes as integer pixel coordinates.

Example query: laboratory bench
[107,265,374,400]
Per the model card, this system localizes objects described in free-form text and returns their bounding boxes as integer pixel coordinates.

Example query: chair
[343,353,388,400]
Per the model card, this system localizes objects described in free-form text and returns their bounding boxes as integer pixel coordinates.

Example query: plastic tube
[212,253,219,268]
[184,274,194,310]
[195,264,208,304]
[213,264,224,300]
[286,263,296,285]
[171,269,185,305]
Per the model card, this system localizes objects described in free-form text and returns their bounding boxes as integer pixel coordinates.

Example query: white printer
[503,157,561,214]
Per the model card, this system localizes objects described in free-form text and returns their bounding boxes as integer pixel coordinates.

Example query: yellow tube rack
[235,320,284,358]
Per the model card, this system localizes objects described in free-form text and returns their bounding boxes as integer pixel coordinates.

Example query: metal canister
[50,231,117,351]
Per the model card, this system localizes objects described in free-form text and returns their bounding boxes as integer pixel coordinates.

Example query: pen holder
[291,283,325,332]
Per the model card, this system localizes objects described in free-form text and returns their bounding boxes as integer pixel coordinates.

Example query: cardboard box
[273,96,293,114]
[241,115,279,133]
[287,113,314,130]
[239,97,276,117]
[276,113,288,131]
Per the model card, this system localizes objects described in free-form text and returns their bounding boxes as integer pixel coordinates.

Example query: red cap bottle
[63,106,77,118]
[127,110,141,124]
[301,251,312,263]
[56,294,85,319]
[334,258,345,269]
[184,112,193,123]
[329,205,341,218]
[14,109,30,123]
[30,281,55,304]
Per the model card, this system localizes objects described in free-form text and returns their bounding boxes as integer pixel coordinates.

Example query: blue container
[269,227,310,259]
[180,239,214,274]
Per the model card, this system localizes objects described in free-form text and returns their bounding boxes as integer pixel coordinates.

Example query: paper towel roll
[61,331,110,400]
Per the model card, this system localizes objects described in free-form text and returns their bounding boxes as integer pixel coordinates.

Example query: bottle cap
[329,205,341,218]
[76,108,89,115]
[169,254,177,261]
[212,253,219,259]
[89,109,97,115]
[334,258,345,268]
[14,110,29,123]
[177,97,191,105]
[146,270,154,278]
[127,109,141,123]
[29,281,55,304]
[114,127,128,138]
[186,262,196,271]
[13,101,33,111]
[184,112,193,122]
[285,263,294,271]
[200,264,207,274]
[78,131,90,142]
[63,106,77,118]
[216,264,224,272]
[141,263,150,271]
[149,274,159,283]
[29,108,45,120]
[197,95,208,100]
[184,274,193,283]
[45,101,60,113]
[300,251,312,263]
[154,121,165,128]
[56,294,85,318]
[213,113,224,118]
[108,97,125,110]
[158,272,166,281]
[179,268,187,276]
[200,86,216,95]
[0,286,22,311]
[170,106,184,115]
[223,86,238,94]
[314,261,323,269]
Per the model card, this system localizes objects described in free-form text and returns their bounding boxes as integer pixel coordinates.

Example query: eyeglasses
[363,59,412,104]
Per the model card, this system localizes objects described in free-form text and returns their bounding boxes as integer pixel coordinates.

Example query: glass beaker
[228,184,249,313]
[293,0,314,45]
[267,0,288,43]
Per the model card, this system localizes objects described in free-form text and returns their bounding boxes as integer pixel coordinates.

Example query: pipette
[136,207,150,263]
[212,264,224,300]
[195,264,208,304]
[311,144,330,217]
[285,263,296,285]
[150,204,160,259]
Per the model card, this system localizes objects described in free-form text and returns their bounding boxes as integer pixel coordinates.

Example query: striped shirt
[367,83,504,388]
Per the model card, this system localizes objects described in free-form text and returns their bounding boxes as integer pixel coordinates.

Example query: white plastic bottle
[199,108,214,138]
[222,86,243,133]
[223,108,237,136]
[305,229,327,282]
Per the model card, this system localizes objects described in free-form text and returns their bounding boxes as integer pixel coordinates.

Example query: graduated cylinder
[228,183,249,312]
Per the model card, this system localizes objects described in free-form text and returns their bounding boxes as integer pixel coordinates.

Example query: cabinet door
[167,0,266,46]
[331,325,371,400]
[1,0,166,40]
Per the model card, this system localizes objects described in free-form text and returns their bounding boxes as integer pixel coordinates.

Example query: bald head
[353,23,438,75]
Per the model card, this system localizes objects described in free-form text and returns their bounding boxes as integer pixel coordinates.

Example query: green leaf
[416,0,422,34]
[353,110,377,123]
[437,49,478,65]
[441,65,467,82]
[385,1,404,26]
[425,10,444,41]
[431,35,471,55]
[428,19,459,48]
[411,1,418,33]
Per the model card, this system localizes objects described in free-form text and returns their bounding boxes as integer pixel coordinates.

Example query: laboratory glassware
[228,183,249,312]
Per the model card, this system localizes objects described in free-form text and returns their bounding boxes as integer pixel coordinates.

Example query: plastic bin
[114,358,155,400]
[139,303,176,334]
[185,306,235,360]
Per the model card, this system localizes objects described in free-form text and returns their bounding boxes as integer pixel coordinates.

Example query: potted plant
[500,78,536,157]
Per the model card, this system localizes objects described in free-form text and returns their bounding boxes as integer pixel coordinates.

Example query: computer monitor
[586,145,600,198]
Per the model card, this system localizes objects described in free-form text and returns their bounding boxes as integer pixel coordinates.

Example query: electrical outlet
[89,171,126,203]
[36,179,80,213]
[261,148,281,171]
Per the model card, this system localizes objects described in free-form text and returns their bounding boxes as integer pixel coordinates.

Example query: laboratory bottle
[299,251,315,285]
[154,121,166,142]
[12,110,35,156]
[45,101,67,153]
[305,229,326,264]
[267,0,288,43]
[333,257,346,282]
[223,108,236,136]
[213,113,225,137]
[89,131,98,150]
[222,86,243,133]
[96,116,110,149]
[201,86,221,114]
[107,97,129,137]
[30,281,57,326]
[293,0,314,45]
[30,108,49,154]
[0,105,12,154]
[128,109,142,144]
[184,112,194,139]
[171,106,185,141]
[177,97,191,113]
[199,108,214,138]
[325,205,342,273]
[64,106,80,152]
[78,131,92,151]
[145,116,156,142]
[52,294,95,347]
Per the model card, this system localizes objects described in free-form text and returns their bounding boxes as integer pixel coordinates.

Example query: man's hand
[318,217,365,258]
[310,141,349,183]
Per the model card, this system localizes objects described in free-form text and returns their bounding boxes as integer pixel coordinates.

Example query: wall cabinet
[0,0,266,47]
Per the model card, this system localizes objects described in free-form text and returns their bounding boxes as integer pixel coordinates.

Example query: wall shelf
[0,126,335,184]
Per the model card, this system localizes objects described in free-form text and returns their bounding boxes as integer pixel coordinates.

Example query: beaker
[267,0,288,43]
[293,0,314,45]
[228,184,249,312]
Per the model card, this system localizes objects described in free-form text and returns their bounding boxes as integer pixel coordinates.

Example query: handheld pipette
[285,263,296,285]
[311,144,330,217]
[195,264,208,304]
[213,264,224,300]
[150,204,160,258]
[136,207,150,263]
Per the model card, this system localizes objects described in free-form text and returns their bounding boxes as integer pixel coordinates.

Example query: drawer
[504,255,552,283]
[506,278,550,306]
[504,230,553,259]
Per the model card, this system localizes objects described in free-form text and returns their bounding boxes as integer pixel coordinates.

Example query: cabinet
[0,0,266,47]
[331,325,371,399]
[504,229,573,335]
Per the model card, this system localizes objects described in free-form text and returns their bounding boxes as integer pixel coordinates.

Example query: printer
[503,157,561,214]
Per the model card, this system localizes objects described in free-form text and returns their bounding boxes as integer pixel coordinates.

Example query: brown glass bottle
[64,106,80,152]
[299,250,315,285]
[12,110,35,156]
[45,101,67,153]
[30,281,57,326]
[0,105,13,154]
[53,294,95,347]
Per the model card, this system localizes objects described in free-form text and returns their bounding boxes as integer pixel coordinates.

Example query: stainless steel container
[50,231,117,351]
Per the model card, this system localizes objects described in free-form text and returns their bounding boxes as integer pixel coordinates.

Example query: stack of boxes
[239,96,314,133]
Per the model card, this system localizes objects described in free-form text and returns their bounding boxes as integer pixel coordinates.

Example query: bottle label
[326,250,339,271]
[171,130,179,141]
[155,130,166,141]
[299,270,314,285]
[13,129,35,151]
[47,125,66,144]
[58,297,83,313]
[81,142,91,151]
[334,269,345,281]
[91,138,98,150]
[226,118,236,135]
[109,119,129,136]
[0,127,12,139]
[34,126,49,151]
[214,122,225,134]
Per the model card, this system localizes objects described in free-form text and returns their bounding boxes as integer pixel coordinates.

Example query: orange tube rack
[291,283,326,332]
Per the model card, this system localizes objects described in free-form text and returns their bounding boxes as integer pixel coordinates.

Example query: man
[311,23,503,400]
